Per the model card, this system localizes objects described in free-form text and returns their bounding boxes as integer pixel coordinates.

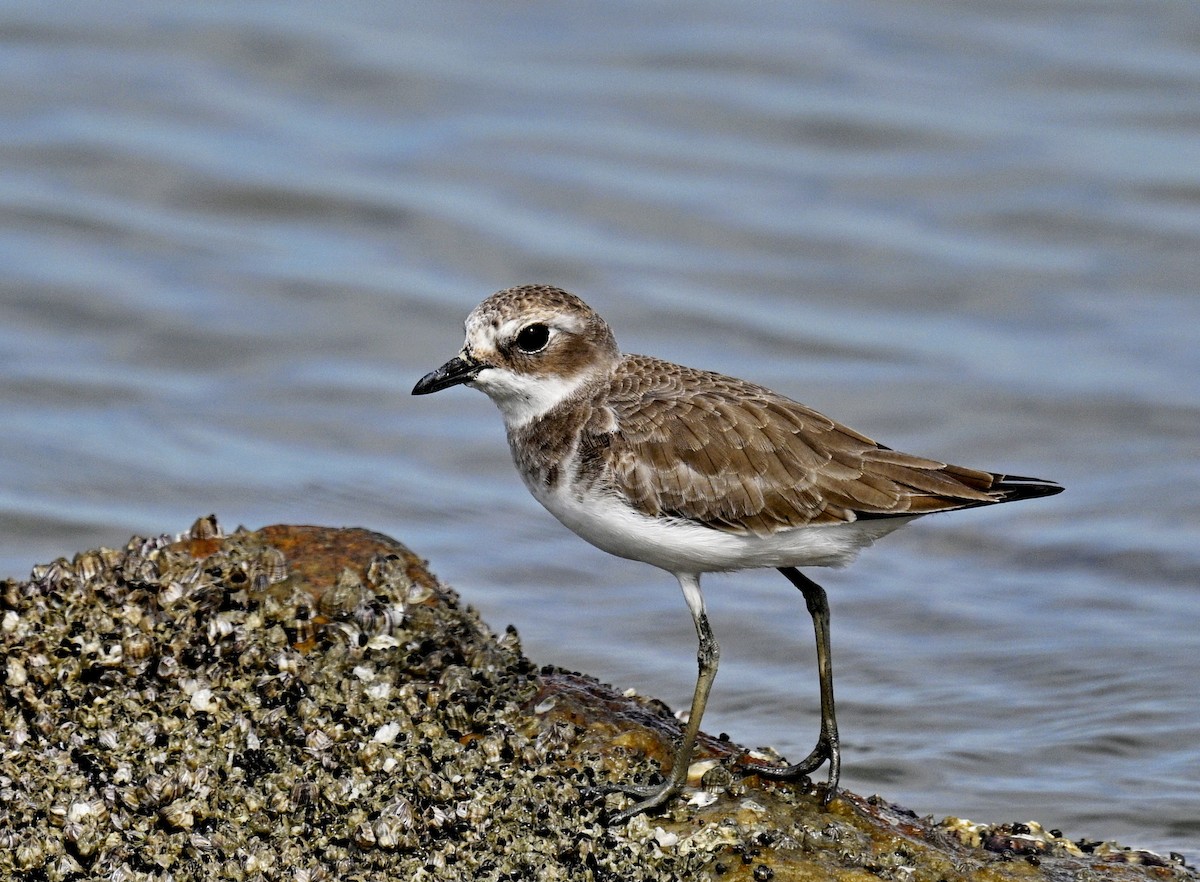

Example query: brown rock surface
[0,518,1192,881]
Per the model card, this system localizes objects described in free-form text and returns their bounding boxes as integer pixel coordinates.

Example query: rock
[0,517,1192,881]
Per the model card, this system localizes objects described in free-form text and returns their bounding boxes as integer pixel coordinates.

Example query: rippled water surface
[3,0,1199,859]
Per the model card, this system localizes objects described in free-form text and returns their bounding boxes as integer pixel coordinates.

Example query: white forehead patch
[462,307,584,359]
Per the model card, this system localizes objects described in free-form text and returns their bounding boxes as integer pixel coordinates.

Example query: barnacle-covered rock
[0,518,1192,882]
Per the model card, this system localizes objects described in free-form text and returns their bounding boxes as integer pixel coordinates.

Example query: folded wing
[597,355,1061,535]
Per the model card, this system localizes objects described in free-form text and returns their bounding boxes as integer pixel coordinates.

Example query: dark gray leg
[746,566,840,803]
[608,572,717,824]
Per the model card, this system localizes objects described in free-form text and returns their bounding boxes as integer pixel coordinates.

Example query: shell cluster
[0,517,711,881]
[1,516,1192,882]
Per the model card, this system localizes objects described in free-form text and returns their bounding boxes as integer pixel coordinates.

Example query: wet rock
[0,517,1193,881]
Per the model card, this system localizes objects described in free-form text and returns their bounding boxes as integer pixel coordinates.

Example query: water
[3,0,1199,859]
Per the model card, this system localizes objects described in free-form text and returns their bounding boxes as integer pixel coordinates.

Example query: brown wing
[597,355,1047,535]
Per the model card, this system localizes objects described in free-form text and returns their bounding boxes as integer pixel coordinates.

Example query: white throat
[472,367,593,428]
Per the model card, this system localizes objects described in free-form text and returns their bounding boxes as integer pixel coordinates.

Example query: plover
[413,284,1062,823]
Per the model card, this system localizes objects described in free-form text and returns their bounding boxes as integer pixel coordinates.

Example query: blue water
[2,0,1198,859]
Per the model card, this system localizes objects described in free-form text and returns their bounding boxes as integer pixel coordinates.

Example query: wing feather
[595,355,1032,535]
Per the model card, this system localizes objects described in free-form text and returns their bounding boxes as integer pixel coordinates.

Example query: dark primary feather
[594,354,1062,535]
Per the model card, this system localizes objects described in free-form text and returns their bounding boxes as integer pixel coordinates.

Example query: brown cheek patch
[526,337,600,380]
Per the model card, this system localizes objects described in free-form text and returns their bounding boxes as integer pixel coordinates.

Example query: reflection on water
[2,0,1198,858]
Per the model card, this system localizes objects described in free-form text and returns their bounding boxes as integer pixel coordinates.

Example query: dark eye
[515,323,550,353]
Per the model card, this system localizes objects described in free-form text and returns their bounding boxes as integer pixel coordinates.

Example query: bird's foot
[592,777,681,825]
[740,736,840,805]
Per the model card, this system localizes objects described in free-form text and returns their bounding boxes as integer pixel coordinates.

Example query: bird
[412,284,1062,824]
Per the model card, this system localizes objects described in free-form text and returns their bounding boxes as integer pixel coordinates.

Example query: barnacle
[0,519,1186,882]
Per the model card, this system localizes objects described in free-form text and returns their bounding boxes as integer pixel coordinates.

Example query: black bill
[412,353,485,395]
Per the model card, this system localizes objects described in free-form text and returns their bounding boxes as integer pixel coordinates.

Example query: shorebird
[412,284,1062,823]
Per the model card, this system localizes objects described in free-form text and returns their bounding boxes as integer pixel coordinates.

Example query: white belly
[529,478,913,575]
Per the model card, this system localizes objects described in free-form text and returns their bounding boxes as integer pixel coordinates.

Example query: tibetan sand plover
[413,284,1062,823]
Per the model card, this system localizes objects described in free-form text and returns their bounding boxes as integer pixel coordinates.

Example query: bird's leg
[607,573,718,824]
[743,566,841,804]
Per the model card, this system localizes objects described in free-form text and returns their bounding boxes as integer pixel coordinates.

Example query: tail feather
[988,473,1064,503]
[856,469,1062,520]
